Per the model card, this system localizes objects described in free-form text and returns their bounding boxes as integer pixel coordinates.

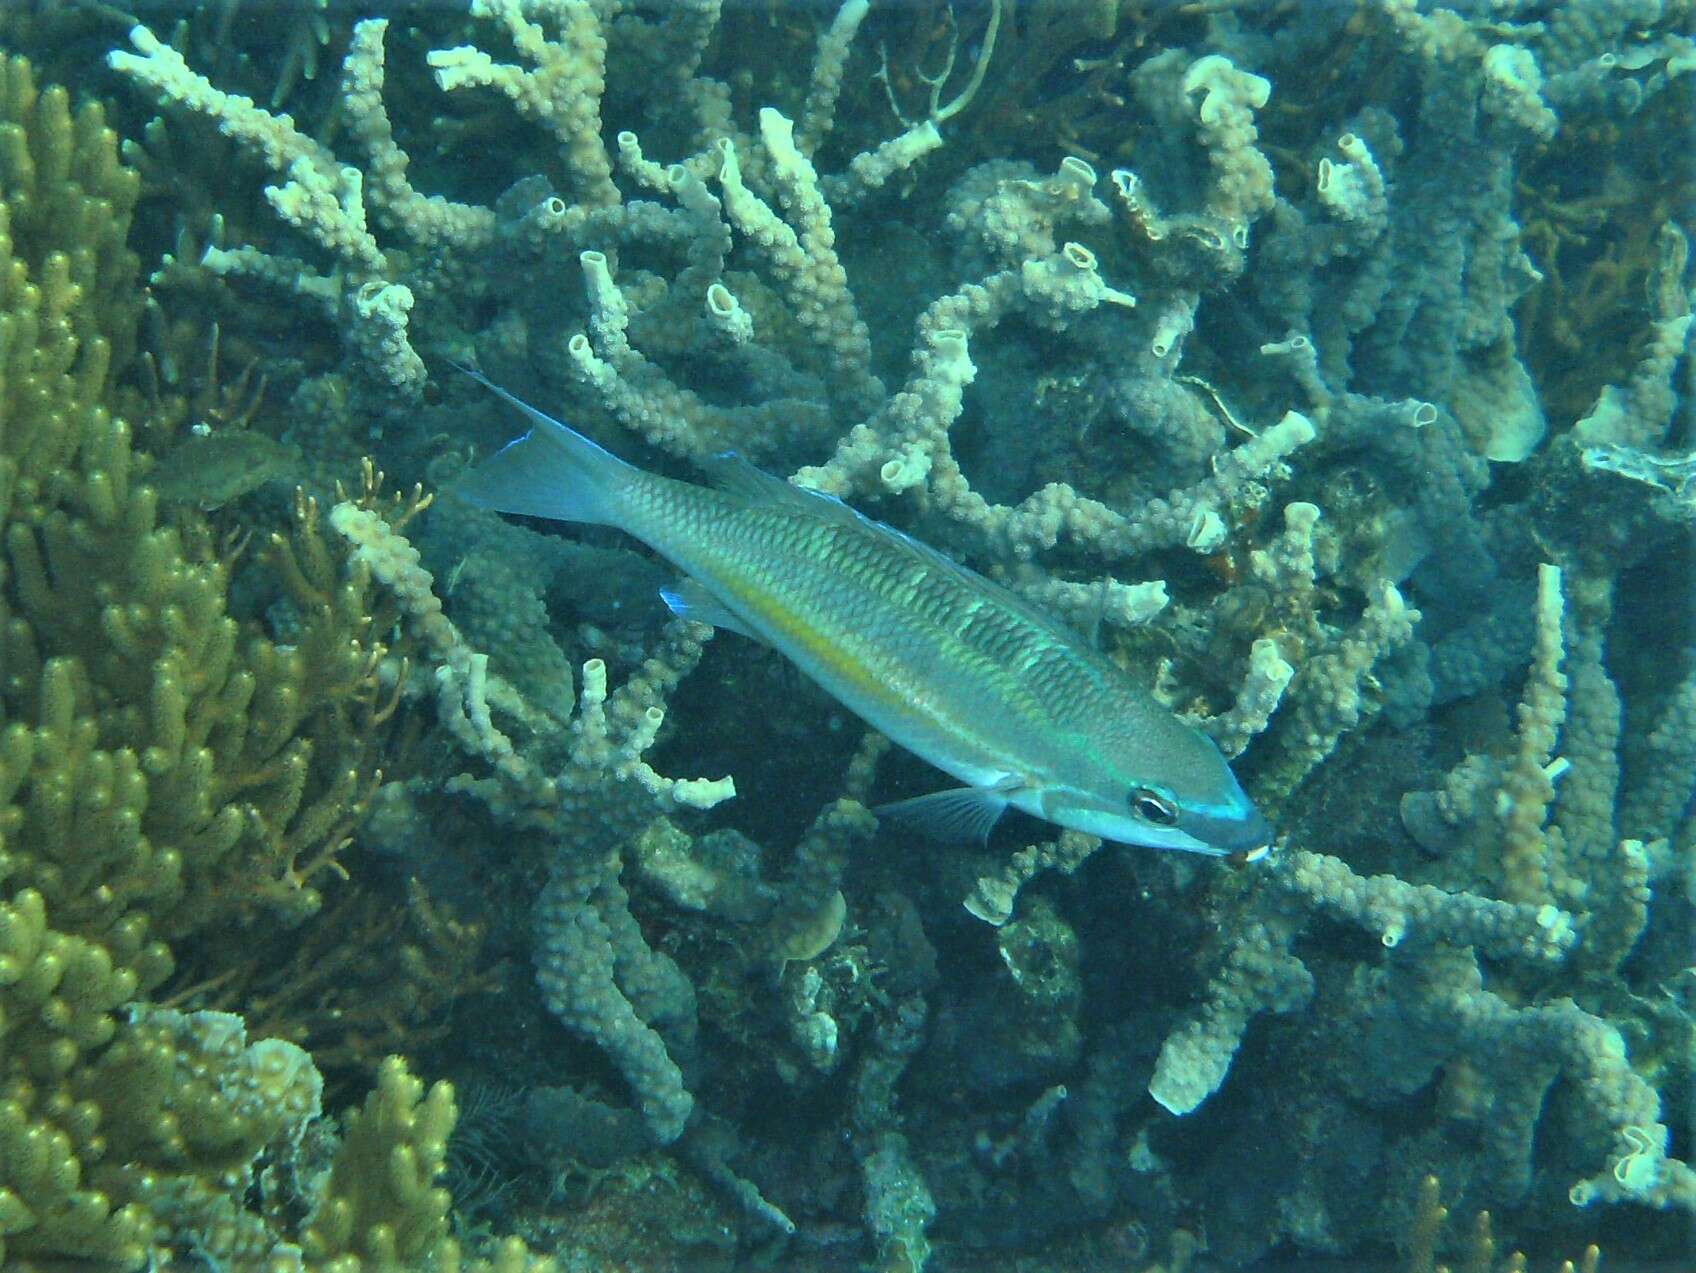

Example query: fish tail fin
[451,360,637,527]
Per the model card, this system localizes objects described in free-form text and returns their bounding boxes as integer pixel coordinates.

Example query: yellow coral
[302,1056,457,1271]
[1405,1174,1602,1273]
[0,55,541,1271]
[0,891,157,1268]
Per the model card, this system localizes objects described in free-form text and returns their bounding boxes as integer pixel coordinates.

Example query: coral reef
[0,0,1687,1268]
[0,51,551,1271]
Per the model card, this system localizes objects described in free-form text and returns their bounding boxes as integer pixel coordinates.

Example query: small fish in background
[454,365,1273,860]
[147,430,302,511]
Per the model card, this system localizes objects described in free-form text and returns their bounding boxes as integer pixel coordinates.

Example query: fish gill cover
[0,1,1688,1270]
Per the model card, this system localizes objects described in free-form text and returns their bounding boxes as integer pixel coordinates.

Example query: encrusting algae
[0,55,552,1271]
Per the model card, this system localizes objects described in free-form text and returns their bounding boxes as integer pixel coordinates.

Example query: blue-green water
[2,2,1690,1270]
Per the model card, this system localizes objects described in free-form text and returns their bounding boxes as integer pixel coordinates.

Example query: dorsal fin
[1086,576,1110,649]
[697,451,866,530]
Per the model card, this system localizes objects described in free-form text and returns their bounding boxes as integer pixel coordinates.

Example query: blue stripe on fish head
[1177,794,1275,856]
[1152,734,1273,855]
[1041,725,1272,856]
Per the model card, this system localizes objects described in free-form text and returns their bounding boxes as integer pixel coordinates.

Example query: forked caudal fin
[450,360,636,528]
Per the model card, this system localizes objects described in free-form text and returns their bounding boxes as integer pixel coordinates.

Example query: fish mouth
[1208,807,1276,859]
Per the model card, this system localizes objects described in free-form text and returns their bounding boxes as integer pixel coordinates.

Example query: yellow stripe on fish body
[721,536,910,709]
[454,366,1274,858]
[651,488,1078,761]
[648,503,992,758]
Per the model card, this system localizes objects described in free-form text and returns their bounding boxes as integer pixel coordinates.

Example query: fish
[148,430,301,510]
[454,365,1274,858]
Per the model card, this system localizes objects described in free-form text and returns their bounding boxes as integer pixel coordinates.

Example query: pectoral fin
[660,578,766,643]
[874,780,1021,844]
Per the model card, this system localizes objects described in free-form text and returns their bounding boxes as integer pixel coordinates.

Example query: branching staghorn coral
[1154,562,1690,1213]
[323,497,729,1128]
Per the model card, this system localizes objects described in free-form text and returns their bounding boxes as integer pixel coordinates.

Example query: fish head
[1043,724,1273,857]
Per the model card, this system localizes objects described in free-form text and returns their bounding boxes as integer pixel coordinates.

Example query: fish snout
[1222,806,1276,863]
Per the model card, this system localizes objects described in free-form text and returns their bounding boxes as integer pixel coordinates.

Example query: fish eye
[1130,788,1179,826]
